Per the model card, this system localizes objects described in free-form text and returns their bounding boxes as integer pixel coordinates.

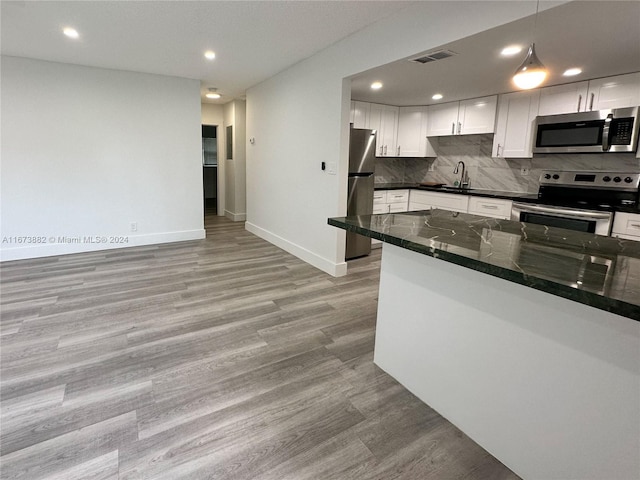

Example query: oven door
[511,202,613,236]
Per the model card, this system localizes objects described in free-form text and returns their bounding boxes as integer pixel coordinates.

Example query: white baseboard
[0,229,206,262]
[245,222,347,277]
[224,210,247,222]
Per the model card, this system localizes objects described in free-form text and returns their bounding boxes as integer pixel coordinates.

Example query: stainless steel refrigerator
[346,128,376,259]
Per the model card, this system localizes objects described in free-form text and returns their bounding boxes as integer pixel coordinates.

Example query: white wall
[223,100,247,221]
[201,103,225,215]
[245,1,563,276]
[1,56,205,261]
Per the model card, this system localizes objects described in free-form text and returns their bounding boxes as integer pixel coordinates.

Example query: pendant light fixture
[512,0,548,90]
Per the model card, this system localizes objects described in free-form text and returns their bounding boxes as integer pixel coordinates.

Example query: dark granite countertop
[329,210,640,321]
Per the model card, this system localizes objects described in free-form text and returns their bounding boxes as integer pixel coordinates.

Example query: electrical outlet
[520,167,530,176]
[130,222,138,232]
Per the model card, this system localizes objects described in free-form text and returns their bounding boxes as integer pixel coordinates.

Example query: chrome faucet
[453,161,468,189]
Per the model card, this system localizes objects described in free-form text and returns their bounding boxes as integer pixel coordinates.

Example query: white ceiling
[4,1,638,108]
[0,0,418,104]
[350,1,640,106]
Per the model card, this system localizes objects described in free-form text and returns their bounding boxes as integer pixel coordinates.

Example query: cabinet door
[538,82,589,115]
[397,107,427,156]
[587,72,640,111]
[380,105,399,156]
[493,90,540,158]
[369,104,398,156]
[351,101,371,129]
[458,96,497,134]
[426,102,459,136]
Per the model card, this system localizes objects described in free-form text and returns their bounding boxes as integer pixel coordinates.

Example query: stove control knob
[603,176,611,182]
[613,176,622,183]
[552,174,560,180]
[624,176,634,183]
[543,174,551,179]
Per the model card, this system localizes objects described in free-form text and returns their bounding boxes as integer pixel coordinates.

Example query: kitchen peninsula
[329,210,640,480]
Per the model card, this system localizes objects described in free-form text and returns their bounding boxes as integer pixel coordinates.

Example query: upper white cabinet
[426,96,497,137]
[370,103,399,157]
[396,106,437,157]
[538,82,589,116]
[492,90,540,158]
[350,101,371,129]
[538,73,640,116]
[587,72,640,111]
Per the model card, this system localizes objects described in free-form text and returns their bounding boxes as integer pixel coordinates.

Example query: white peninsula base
[374,244,640,480]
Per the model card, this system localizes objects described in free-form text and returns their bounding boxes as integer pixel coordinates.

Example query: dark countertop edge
[373,184,640,213]
[328,217,640,322]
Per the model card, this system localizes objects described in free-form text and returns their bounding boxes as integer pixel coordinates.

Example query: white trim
[245,222,347,277]
[0,229,205,262]
[224,210,246,222]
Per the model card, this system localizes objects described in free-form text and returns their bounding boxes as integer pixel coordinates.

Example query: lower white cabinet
[611,212,640,241]
[373,190,409,246]
[409,190,469,213]
[467,196,513,220]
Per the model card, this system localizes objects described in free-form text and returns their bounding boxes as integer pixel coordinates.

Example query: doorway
[202,125,218,216]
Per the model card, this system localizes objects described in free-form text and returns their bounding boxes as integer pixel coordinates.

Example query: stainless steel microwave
[533,106,639,154]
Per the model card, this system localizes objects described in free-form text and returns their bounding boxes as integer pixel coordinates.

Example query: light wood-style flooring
[0,212,520,479]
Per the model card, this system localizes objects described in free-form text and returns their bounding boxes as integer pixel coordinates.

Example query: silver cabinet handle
[457,122,462,134]
[383,145,387,155]
[589,92,595,111]
[496,143,502,157]
[387,204,391,213]
[629,223,640,229]
[451,123,455,135]
[397,145,401,156]
[380,145,384,155]
[577,94,582,112]
[481,204,499,210]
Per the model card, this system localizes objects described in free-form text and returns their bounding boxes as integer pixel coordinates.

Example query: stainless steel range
[511,170,640,235]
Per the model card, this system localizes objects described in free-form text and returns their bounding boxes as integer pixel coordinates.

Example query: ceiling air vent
[410,50,457,64]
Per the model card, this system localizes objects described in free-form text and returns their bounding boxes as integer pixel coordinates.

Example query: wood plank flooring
[0,213,520,479]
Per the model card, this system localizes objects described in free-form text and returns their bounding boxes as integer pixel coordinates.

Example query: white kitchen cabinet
[409,190,469,213]
[492,90,540,158]
[425,102,460,136]
[611,212,640,241]
[372,189,409,247]
[369,103,398,157]
[468,196,513,220]
[350,101,371,129]
[426,96,497,137]
[457,96,498,134]
[396,106,437,157]
[586,72,640,111]
[538,82,589,115]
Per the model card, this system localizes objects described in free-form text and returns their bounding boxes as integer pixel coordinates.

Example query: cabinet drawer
[373,191,387,204]
[612,212,640,239]
[409,191,469,213]
[373,203,389,214]
[389,203,407,213]
[468,196,513,219]
[386,190,409,204]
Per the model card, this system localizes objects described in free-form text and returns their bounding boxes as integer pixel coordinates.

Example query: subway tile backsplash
[374,134,640,193]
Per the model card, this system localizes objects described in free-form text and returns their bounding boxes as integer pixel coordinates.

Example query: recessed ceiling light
[204,51,216,60]
[563,68,582,77]
[432,93,443,100]
[206,93,221,99]
[501,45,522,56]
[370,82,383,90]
[63,27,79,39]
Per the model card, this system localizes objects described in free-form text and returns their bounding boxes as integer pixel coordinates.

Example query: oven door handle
[512,202,612,220]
